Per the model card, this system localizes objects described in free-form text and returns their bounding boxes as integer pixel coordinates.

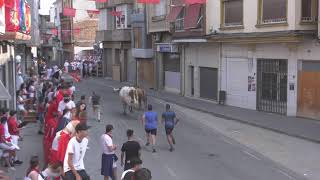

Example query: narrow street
[70,78,308,180]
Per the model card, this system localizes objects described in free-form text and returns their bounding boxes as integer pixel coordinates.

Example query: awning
[184,4,201,29]
[166,6,183,22]
[0,80,11,101]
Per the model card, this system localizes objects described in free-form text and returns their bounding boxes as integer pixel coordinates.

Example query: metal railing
[262,18,287,24]
[301,16,318,23]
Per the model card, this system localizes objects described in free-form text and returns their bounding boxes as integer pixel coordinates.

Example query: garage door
[298,61,320,120]
[226,58,249,108]
[163,53,181,93]
[200,67,218,100]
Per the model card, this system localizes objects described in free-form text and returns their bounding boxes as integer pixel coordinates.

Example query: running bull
[113,86,147,114]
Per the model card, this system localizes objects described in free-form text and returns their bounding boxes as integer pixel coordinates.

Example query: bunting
[108,11,122,16]
[87,10,99,14]
[51,28,58,35]
[0,0,3,8]
[96,0,107,3]
[63,7,76,17]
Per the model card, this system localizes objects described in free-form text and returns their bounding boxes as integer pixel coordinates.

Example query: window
[2,45,7,54]
[301,0,318,23]
[133,27,142,48]
[222,0,243,26]
[175,8,185,31]
[116,5,129,29]
[259,0,287,24]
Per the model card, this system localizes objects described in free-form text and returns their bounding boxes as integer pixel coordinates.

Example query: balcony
[132,48,153,58]
[96,0,133,9]
[96,29,131,42]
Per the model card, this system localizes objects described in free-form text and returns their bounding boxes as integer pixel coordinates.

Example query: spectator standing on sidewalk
[0,116,16,171]
[76,95,86,108]
[64,123,90,180]
[7,110,23,165]
[101,124,118,180]
[121,129,141,171]
[89,91,101,122]
[162,104,179,152]
[77,103,87,124]
[142,104,158,153]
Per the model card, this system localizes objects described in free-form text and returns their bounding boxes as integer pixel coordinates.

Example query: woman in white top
[17,90,27,116]
[25,156,43,180]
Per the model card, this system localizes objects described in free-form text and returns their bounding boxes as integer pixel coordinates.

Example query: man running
[90,91,101,122]
[121,129,141,171]
[162,104,179,152]
[142,104,158,153]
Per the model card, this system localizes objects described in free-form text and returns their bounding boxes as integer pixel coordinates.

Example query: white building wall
[98,9,108,31]
[184,43,219,98]
[220,39,320,116]
[206,0,317,35]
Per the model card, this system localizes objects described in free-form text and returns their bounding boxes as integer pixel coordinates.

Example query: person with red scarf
[43,112,59,165]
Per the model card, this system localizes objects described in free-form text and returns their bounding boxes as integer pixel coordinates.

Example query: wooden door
[298,71,320,120]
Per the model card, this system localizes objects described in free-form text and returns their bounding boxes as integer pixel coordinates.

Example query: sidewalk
[103,78,320,143]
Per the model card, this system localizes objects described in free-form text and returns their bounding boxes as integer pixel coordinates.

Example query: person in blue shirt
[142,104,158,153]
[162,104,179,152]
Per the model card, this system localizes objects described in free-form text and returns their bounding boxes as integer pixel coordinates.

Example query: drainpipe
[218,42,222,102]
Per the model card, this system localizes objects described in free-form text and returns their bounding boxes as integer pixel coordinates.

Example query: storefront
[156,43,181,93]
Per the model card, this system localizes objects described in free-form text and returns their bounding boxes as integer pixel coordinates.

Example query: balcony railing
[262,18,287,24]
[301,16,318,23]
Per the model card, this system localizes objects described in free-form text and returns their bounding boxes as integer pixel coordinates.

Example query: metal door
[200,67,218,100]
[257,59,287,114]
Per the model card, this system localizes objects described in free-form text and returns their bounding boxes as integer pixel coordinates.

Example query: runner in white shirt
[64,123,90,180]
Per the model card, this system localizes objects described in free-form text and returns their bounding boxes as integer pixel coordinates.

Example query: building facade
[144,0,320,119]
[96,0,136,83]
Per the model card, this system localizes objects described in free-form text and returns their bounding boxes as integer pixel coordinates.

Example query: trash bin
[219,90,226,105]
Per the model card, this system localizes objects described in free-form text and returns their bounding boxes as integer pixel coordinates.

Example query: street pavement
[11,77,318,180]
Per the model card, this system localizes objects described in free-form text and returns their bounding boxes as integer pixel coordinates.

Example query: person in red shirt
[0,117,16,171]
[7,110,23,164]
[45,96,58,122]
[43,112,59,165]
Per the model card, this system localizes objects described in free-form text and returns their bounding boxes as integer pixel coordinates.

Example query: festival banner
[25,3,30,34]
[63,7,76,17]
[96,0,107,3]
[4,0,14,8]
[5,0,19,32]
[19,0,26,33]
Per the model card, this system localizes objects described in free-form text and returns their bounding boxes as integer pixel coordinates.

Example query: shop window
[2,45,7,54]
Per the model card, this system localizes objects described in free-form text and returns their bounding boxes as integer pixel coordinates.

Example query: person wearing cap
[64,123,90,180]
[121,158,142,180]
[101,124,118,180]
[7,110,23,165]
[142,104,158,153]
[161,104,179,152]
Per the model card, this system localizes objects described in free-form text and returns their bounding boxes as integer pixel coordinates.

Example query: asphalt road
[71,78,307,180]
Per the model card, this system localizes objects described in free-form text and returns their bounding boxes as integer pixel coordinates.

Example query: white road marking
[278,170,296,180]
[221,137,235,145]
[242,150,261,160]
